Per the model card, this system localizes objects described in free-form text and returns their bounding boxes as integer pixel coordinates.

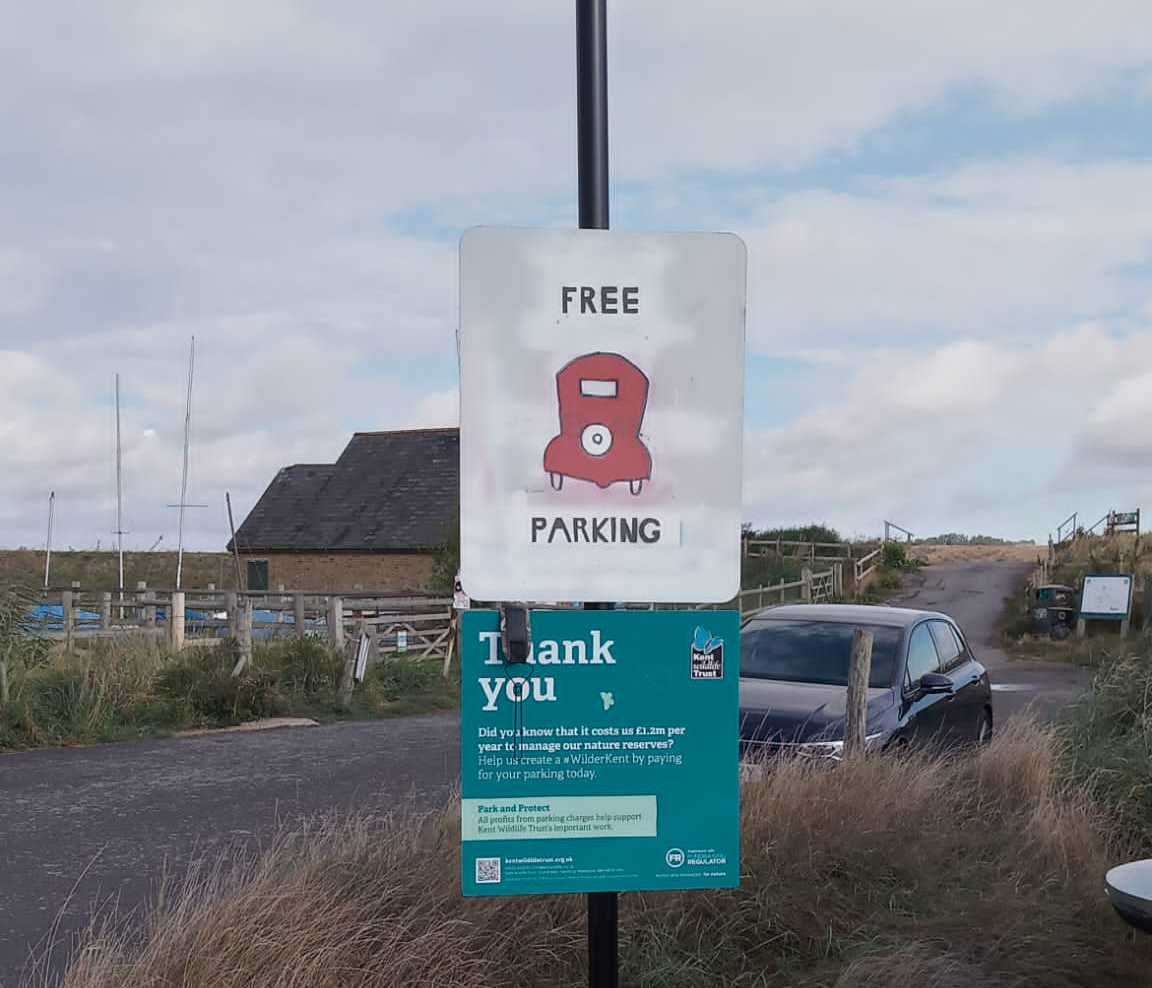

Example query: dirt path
[889,558,1093,723]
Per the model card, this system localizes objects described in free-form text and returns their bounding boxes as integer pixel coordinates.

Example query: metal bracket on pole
[499,605,532,664]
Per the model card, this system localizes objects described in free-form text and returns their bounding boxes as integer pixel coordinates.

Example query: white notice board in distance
[458,227,746,603]
[1080,575,1133,620]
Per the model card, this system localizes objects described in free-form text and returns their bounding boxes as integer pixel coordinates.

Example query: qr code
[475,857,502,885]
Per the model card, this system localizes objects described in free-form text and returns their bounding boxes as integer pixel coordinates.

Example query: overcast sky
[3,1,1152,551]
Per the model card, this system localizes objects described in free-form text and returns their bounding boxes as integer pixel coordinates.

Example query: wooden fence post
[62,590,75,653]
[442,611,459,678]
[844,628,874,758]
[100,591,112,630]
[327,595,345,651]
[140,582,157,629]
[801,567,813,603]
[225,592,238,639]
[170,591,186,651]
[1076,617,1086,640]
[337,620,361,710]
[294,593,306,639]
[232,598,254,676]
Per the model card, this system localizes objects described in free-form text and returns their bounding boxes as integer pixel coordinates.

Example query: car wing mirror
[918,672,953,695]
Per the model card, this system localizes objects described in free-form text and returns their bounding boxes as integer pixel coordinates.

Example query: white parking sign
[458,227,746,603]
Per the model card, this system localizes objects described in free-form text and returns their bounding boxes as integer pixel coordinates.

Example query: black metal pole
[577,2,617,985]
[588,887,619,987]
[577,0,609,231]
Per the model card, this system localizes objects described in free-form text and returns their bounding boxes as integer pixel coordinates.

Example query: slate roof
[231,429,459,552]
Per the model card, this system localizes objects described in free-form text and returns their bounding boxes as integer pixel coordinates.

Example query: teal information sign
[461,609,740,897]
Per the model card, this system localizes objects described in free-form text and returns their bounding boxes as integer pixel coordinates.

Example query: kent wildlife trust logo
[690,626,724,680]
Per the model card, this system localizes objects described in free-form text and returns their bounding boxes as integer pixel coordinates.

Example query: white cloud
[744,323,1152,540]
[2,2,1152,552]
[405,389,460,429]
[743,159,1152,347]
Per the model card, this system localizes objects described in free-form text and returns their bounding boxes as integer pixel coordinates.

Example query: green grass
[0,636,459,751]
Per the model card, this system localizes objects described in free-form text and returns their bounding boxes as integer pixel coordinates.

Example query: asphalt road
[888,558,1093,722]
[0,715,459,986]
[0,557,1093,984]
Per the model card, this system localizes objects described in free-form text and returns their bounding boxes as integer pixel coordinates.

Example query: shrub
[881,541,910,569]
[1000,593,1034,640]
[747,524,843,544]
[4,667,106,744]
[155,646,282,725]
[0,637,168,745]
[369,656,439,702]
[258,638,343,695]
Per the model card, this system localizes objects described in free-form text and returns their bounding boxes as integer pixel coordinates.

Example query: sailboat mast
[176,336,196,590]
[115,373,124,596]
[43,490,55,591]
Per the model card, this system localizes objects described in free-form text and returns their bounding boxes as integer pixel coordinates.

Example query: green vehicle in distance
[1030,584,1077,640]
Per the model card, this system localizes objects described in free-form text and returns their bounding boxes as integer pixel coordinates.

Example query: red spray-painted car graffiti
[543,352,652,495]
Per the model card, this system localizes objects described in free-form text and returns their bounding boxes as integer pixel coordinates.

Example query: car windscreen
[741,620,902,688]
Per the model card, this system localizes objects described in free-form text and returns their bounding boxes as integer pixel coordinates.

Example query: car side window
[905,624,941,685]
[928,621,964,671]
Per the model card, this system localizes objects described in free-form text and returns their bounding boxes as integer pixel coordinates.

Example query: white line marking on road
[991,683,1036,692]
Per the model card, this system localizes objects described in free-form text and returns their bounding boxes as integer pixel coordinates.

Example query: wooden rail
[33,565,855,658]
[743,538,869,562]
[30,585,455,660]
[622,564,843,616]
[854,546,884,585]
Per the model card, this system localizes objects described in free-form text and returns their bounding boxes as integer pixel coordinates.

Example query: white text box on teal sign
[462,795,657,841]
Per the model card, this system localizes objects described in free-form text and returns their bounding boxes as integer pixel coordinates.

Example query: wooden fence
[621,564,843,616]
[744,537,889,592]
[743,538,870,563]
[34,564,850,662]
[733,565,840,614]
[31,586,455,663]
[853,546,884,586]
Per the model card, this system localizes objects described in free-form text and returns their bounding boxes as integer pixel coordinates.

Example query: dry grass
[1055,534,1152,598]
[35,720,1152,988]
[911,544,1044,565]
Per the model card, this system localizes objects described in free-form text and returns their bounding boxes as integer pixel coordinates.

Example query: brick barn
[229,428,459,592]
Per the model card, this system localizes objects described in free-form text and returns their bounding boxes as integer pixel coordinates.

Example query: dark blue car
[740,604,993,759]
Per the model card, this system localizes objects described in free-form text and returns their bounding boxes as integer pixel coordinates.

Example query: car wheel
[975,709,993,745]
